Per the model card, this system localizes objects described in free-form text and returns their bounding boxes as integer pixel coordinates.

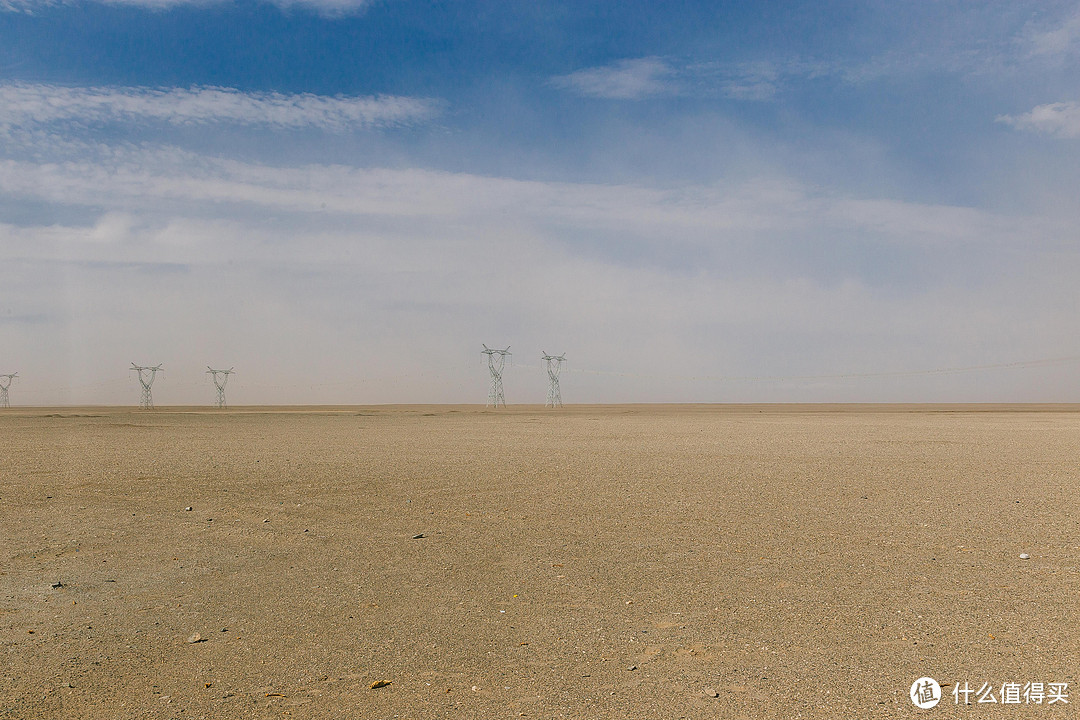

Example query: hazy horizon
[3,1,1079,404]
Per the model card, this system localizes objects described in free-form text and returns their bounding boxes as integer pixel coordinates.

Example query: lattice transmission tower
[130,363,163,410]
[482,344,511,407]
[206,367,235,408]
[541,352,566,408]
[0,372,17,408]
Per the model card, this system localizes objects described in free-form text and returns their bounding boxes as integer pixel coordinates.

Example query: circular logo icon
[910,677,942,709]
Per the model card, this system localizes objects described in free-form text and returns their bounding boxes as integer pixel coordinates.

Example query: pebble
[703,686,719,698]
[185,507,192,511]
[187,633,203,644]
[627,665,637,671]
[1019,553,1030,560]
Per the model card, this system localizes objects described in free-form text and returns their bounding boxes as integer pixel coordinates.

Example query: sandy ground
[1,404,1078,719]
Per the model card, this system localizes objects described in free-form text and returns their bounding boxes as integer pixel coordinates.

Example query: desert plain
[0,404,1078,719]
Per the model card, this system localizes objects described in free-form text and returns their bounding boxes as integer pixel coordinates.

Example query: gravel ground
[1,404,1078,719]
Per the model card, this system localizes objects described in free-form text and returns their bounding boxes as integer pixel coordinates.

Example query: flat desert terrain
[1,405,1078,719]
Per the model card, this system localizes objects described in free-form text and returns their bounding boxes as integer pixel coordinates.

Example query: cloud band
[0,82,438,131]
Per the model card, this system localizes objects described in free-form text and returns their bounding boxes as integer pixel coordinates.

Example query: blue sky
[1,0,1079,404]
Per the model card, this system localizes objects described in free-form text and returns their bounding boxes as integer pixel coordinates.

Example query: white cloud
[549,57,673,100]
[1,0,373,14]
[271,0,372,15]
[2,144,1078,404]
[687,60,786,101]
[997,101,1080,138]
[0,83,436,131]
[1021,7,1080,60]
[551,57,833,102]
[0,147,1041,252]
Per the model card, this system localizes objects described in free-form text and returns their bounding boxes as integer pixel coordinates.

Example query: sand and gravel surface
[1,404,1078,719]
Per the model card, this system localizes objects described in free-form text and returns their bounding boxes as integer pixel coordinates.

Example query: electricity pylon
[0,372,16,408]
[206,367,235,408]
[482,344,511,407]
[541,352,566,407]
[130,363,163,410]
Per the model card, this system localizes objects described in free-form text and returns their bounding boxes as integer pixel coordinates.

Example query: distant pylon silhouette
[541,352,566,407]
[482,344,511,407]
[206,367,235,408]
[0,372,16,408]
[130,363,163,409]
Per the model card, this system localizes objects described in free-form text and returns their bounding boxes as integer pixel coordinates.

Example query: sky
[1,0,1079,405]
